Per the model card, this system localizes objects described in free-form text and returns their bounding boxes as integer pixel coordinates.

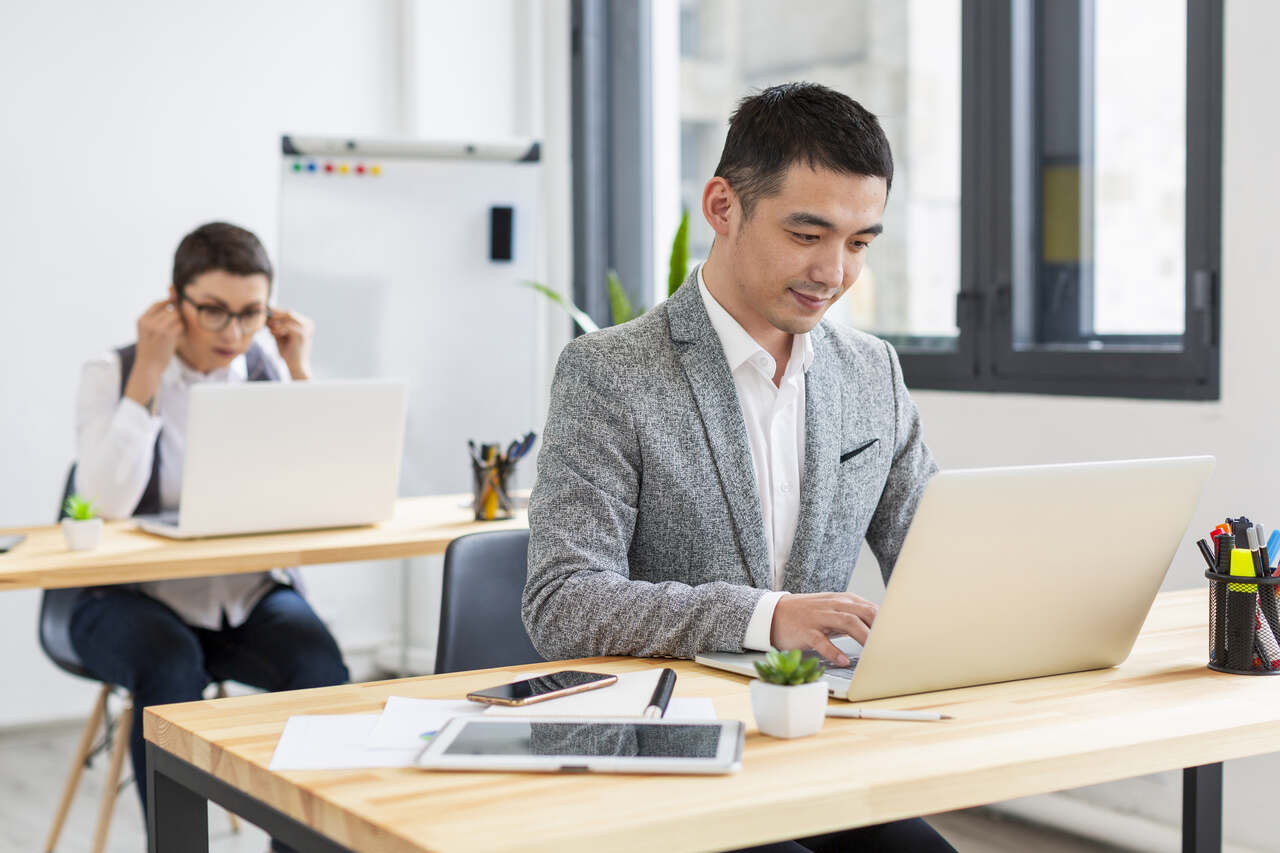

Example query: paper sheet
[268,714,420,770]
[663,697,717,720]
[366,697,488,749]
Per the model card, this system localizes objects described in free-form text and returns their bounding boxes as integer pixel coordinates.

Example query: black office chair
[435,529,545,674]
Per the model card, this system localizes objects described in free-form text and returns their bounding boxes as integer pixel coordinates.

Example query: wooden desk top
[144,589,1275,853]
[0,495,526,592]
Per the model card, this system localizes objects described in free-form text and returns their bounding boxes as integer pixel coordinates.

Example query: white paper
[663,697,717,720]
[366,697,488,749]
[268,714,420,770]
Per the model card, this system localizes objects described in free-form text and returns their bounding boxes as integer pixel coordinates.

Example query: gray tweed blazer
[523,266,937,660]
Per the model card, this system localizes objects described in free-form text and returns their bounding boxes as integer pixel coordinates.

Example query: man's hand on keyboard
[769,592,878,667]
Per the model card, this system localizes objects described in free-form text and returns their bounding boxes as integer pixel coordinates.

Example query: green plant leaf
[519,281,599,334]
[606,270,634,326]
[63,494,96,521]
[667,209,690,297]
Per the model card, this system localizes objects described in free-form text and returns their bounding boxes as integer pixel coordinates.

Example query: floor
[2,718,1126,853]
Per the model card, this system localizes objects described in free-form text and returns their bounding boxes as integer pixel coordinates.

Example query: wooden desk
[0,494,526,591]
[144,589,1247,853]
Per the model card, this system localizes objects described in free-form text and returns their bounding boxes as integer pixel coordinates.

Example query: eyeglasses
[180,296,269,334]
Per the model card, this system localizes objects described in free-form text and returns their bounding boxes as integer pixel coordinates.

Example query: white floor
[3,719,1120,853]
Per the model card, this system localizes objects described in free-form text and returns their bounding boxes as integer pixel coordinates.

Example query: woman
[68,222,349,840]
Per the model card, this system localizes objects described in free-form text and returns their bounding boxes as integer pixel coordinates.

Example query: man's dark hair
[714,82,893,218]
[172,222,273,296]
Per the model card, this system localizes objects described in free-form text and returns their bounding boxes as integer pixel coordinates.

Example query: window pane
[1021,0,1185,346]
[1094,0,1185,334]
[675,0,962,341]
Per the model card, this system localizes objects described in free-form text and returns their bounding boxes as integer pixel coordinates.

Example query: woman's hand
[267,307,315,380]
[124,299,184,407]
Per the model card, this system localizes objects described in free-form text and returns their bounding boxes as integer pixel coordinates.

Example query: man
[524,84,951,851]
[69,222,347,849]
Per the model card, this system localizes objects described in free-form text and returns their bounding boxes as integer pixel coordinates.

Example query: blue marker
[1266,529,1280,570]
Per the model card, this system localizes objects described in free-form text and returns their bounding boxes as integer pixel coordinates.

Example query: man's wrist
[744,590,787,651]
[287,360,312,381]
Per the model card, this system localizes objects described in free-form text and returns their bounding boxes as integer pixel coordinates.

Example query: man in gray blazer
[525,83,952,852]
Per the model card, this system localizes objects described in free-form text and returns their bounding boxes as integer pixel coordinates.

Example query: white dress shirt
[697,267,814,651]
[75,346,286,629]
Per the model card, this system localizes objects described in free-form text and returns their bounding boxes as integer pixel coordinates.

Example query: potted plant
[750,649,828,739]
[523,210,690,333]
[61,494,103,551]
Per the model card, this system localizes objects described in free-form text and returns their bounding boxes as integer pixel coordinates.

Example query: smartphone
[465,670,617,707]
[0,534,25,553]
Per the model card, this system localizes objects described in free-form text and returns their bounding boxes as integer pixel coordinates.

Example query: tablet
[415,717,744,775]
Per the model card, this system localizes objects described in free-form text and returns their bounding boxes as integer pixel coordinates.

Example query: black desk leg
[147,742,209,853]
[1182,763,1223,853]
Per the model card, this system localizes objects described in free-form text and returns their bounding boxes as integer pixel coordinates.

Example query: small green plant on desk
[63,494,97,521]
[750,649,829,739]
[753,648,825,685]
[61,493,103,551]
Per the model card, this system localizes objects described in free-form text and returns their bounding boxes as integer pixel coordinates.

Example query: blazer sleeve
[523,340,766,660]
[863,340,939,583]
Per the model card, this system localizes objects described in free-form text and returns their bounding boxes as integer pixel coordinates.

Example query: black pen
[1197,538,1217,571]
[643,668,677,719]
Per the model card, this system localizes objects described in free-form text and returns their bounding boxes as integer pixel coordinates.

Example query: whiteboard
[277,137,544,496]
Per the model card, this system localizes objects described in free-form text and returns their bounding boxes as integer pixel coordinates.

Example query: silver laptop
[137,380,407,539]
[696,456,1214,701]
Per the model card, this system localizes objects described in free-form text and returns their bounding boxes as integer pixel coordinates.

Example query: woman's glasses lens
[192,304,266,334]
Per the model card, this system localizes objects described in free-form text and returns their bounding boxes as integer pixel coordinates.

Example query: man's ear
[701,177,736,237]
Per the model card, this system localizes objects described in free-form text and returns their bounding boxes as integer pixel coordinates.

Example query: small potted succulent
[61,494,103,551]
[750,648,828,739]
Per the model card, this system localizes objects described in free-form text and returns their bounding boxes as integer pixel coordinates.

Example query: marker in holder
[1206,559,1280,675]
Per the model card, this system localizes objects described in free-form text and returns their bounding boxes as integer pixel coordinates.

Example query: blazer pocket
[839,438,880,464]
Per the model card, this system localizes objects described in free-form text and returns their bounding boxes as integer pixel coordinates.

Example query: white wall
[0,0,568,728]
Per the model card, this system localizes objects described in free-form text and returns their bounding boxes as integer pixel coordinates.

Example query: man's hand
[769,592,878,666]
[266,307,314,380]
[124,299,184,408]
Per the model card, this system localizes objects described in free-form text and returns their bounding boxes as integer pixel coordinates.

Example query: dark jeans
[69,583,349,848]
[733,818,957,852]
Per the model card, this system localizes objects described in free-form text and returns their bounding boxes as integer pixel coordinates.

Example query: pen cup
[1205,569,1280,675]
[471,457,516,521]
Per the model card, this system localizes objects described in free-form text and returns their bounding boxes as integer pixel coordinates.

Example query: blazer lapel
[668,273,773,590]
[782,324,843,591]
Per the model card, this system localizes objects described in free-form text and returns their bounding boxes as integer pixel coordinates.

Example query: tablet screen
[442,721,722,759]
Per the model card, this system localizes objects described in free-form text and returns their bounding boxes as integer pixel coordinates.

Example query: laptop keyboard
[801,650,860,681]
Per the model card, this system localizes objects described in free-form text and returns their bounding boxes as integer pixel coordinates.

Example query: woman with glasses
[67,222,348,847]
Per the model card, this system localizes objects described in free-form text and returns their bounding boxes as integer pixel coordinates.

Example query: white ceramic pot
[62,518,103,551]
[749,679,827,739]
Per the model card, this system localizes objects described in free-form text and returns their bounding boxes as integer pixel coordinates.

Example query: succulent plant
[753,648,825,685]
[62,494,97,521]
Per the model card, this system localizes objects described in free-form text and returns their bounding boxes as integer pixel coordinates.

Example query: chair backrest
[434,529,544,674]
[40,463,96,679]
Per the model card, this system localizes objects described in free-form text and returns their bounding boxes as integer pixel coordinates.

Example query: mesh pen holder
[471,459,516,521]
[1205,570,1280,674]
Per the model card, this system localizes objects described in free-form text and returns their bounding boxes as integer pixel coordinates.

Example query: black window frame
[895,0,1223,400]
[573,0,1222,399]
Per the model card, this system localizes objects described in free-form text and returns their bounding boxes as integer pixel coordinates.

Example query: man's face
[172,270,270,371]
[719,164,886,336]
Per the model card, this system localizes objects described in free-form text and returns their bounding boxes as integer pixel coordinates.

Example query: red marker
[323,162,334,174]
[355,164,366,175]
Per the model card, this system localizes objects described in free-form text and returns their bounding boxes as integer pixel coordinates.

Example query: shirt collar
[164,351,247,385]
[697,264,815,378]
